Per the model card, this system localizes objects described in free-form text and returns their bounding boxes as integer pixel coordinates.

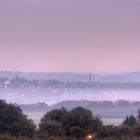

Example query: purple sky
[0,0,140,72]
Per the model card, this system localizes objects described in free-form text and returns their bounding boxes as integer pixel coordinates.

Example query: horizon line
[0,70,140,74]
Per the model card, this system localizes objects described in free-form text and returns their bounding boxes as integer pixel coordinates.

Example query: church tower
[89,73,92,83]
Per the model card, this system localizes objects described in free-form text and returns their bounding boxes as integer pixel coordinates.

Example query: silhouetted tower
[89,73,92,83]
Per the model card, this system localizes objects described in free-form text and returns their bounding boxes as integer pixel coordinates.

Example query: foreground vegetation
[1,99,140,140]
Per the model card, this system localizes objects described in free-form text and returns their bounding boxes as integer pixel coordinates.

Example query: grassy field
[102,118,123,125]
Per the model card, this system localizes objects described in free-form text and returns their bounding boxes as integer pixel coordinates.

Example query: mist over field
[0,71,140,104]
[1,88,140,105]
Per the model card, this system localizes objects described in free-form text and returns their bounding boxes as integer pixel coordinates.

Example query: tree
[137,109,140,121]
[38,108,68,137]
[39,120,64,137]
[123,115,137,126]
[69,126,83,138]
[38,107,103,139]
[41,107,69,123]
[68,107,94,136]
[0,100,35,137]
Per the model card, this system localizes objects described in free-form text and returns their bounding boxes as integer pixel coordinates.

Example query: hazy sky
[0,0,140,72]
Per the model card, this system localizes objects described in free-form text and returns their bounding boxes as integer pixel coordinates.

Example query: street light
[86,134,95,140]
[88,135,92,139]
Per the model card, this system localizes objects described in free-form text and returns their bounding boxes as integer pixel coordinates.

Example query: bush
[38,107,103,139]
[0,134,29,140]
[123,115,137,126]
[39,120,64,137]
[0,100,35,137]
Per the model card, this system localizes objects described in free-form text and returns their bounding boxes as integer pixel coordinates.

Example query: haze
[0,0,140,72]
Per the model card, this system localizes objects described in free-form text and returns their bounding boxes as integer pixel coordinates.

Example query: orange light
[87,135,93,140]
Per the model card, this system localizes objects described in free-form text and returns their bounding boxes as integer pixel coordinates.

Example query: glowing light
[87,135,93,140]
[88,135,92,139]
[86,134,95,140]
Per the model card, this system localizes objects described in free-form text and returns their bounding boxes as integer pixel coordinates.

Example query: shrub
[0,100,35,137]
[38,107,103,139]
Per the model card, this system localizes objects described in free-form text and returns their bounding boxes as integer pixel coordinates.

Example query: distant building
[88,73,96,83]
[89,73,92,83]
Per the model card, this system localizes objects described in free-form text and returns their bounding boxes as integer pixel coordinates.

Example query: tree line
[1,99,140,140]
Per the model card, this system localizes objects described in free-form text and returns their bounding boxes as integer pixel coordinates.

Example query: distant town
[0,71,140,90]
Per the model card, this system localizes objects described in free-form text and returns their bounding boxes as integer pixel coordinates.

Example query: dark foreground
[1,99,140,140]
[0,134,140,140]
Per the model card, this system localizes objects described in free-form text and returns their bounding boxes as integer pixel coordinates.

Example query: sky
[0,0,140,72]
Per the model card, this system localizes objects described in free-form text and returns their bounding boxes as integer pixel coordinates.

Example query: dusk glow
[0,0,140,72]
